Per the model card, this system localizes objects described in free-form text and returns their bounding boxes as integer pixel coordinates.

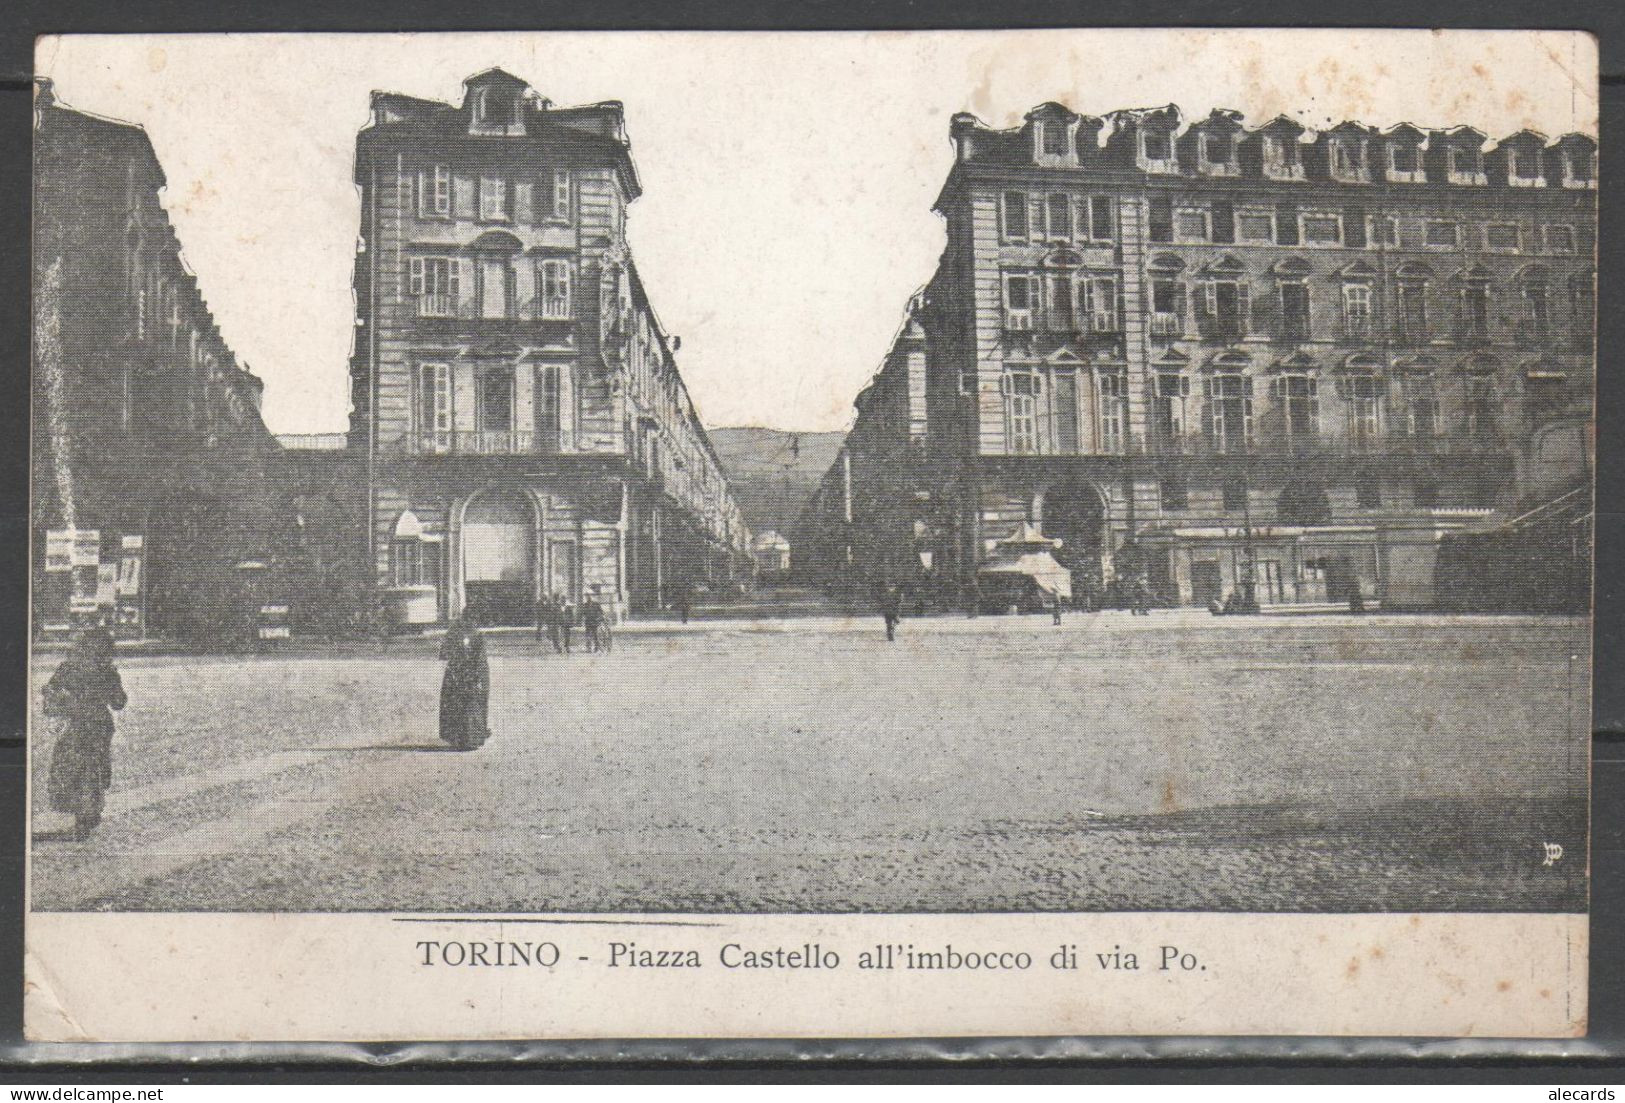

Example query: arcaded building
[349,69,749,627]
[32,81,283,642]
[822,102,1595,609]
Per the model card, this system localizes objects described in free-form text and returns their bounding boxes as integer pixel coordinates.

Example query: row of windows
[998,365,1553,457]
[405,165,573,225]
[406,255,574,321]
[998,189,1584,255]
[1157,473,1451,514]
[412,361,574,453]
[1002,268,1595,344]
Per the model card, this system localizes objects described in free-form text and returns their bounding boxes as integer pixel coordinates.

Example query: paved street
[29,612,1589,913]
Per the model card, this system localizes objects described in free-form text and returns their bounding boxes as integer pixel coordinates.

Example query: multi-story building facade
[819,102,1595,610]
[32,80,284,642]
[350,69,749,626]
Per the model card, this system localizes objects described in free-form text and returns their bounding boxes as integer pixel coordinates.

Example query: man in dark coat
[43,627,126,838]
[438,616,490,750]
[881,585,903,642]
[582,591,606,654]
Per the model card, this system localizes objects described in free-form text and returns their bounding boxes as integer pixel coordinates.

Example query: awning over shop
[978,522,1072,599]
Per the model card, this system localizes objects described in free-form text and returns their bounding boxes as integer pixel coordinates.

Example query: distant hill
[707,427,845,541]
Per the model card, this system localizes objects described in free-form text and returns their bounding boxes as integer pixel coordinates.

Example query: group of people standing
[533,591,610,655]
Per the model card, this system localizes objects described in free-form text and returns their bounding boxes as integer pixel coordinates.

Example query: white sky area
[37,30,1597,435]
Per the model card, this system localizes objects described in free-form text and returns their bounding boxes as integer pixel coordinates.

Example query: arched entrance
[459,486,538,626]
[1039,480,1109,599]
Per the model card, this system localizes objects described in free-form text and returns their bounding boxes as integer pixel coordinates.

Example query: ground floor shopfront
[894,454,1509,611]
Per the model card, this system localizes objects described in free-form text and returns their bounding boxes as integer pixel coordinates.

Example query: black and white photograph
[23,29,1596,1041]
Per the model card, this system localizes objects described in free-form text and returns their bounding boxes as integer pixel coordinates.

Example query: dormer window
[1331,139,1365,179]
[476,86,519,130]
[1202,132,1232,164]
[1040,121,1068,157]
[1511,147,1543,184]
[1447,145,1485,184]
[1389,143,1420,176]
[1142,130,1172,162]
[1563,148,1595,187]
[1263,135,1302,179]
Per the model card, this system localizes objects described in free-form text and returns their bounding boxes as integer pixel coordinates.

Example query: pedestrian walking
[558,594,574,654]
[534,593,552,646]
[1051,589,1064,625]
[438,615,490,751]
[881,585,903,642]
[674,581,692,625]
[583,591,606,654]
[966,575,981,618]
[42,627,126,839]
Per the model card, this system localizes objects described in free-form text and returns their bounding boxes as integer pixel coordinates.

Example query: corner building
[887,102,1595,608]
[351,69,748,627]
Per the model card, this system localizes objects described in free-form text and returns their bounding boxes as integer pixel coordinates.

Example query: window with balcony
[1002,190,1029,242]
[1003,273,1035,330]
[1053,370,1080,453]
[1343,373,1384,447]
[1097,372,1126,453]
[1457,281,1491,342]
[1300,213,1343,246]
[1083,276,1119,333]
[1341,282,1373,338]
[408,256,462,318]
[1274,373,1319,441]
[1522,281,1551,339]
[536,259,572,320]
[1150,277,1186,337]
[1045,273,1076,332]
[478,259,515,319]
[1395,280,1429,342]
[1462,375,1497,440]
[1484,223,1521,251]
[1544,224,1576,254]
[535,363,564,452]
[1424,220,1459,248]
[1279,281,1311,341]
[417,362,451,450]
[1152,372,1189,447]
[1237,210,1275,244]
[1174,208,1210,243]
[1200,279,1250,341]
[1205,372,1253,453]
[476,366,515,449]
[1004,371,1039,453]
[1400,375,1439,438]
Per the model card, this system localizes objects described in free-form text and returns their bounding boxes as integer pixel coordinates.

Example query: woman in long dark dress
[43,627,126,838]
[438,616,490,751]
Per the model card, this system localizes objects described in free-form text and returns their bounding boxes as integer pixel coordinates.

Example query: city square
[29,611,1589,915]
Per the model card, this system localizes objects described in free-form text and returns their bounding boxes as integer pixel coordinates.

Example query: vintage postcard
[25,28,1594,1042]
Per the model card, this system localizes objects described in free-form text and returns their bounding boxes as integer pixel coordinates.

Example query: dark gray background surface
[0,0,1620,1078]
